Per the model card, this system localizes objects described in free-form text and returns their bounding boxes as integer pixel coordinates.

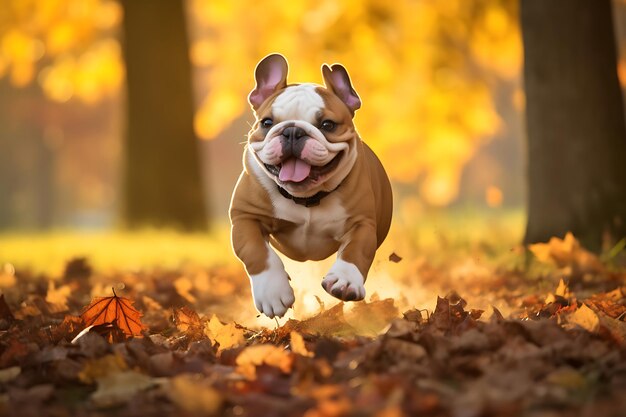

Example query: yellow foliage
[168,374,223,414]
[0,0,521,206]
[290,331,313,357]
[529,232,605,275]
[235,344,294,379]
[189,0,521,205]
[0,0,122,102]
[203,314,246,351]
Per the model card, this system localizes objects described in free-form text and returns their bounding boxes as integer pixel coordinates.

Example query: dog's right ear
[248,54,288,110]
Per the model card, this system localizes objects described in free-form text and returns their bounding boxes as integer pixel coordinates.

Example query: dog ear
[321,64,361,115]
[248,54,288,110]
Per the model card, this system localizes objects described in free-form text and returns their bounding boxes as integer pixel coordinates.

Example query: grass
[0,208,525,277]
[0,227,234,277]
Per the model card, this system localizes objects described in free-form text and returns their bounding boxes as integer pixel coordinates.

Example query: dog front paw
[249,269,295,318]
[322,260,365,301]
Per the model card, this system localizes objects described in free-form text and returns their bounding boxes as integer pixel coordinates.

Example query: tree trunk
[521,0,626,251]
[121,0,207,230]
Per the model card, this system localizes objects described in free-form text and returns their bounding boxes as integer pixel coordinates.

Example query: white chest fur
[272,192,348,260]
[247,150,348,261]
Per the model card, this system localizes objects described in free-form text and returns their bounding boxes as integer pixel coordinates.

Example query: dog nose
[282,126,307,140]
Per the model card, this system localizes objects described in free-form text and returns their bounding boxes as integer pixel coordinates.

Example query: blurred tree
[0,81,55,229]
[120,0,207,230]
[0,0,124,229]
[521,0,626,251]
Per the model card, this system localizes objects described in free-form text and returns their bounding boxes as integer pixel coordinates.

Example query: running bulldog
[230,54,392,318]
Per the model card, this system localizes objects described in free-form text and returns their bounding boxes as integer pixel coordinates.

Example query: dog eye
[320,120,336,132]
[260,118,273,128]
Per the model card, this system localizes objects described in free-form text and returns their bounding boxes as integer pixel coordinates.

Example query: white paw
[321,260,365,301]
[249,250,295,318]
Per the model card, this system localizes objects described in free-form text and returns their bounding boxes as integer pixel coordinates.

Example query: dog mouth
[264,152,343,184]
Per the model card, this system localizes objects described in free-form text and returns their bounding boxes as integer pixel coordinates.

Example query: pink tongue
[279,158,312,182]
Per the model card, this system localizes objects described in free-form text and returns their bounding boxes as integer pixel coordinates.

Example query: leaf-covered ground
[0,228,625,417]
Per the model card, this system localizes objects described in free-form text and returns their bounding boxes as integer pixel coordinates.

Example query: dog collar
[277,185,337,207]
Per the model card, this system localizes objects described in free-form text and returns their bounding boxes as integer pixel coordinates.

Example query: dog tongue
[279,158,311,182]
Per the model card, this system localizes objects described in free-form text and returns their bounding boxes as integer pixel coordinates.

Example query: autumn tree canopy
[1,0,521,208]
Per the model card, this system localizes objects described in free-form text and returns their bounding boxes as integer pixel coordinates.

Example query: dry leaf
[529,232,604,274]
[383,338,427,361]
[91,371,155,407]
[290,331,313,357]
[80,289,146,338]
[598,313,626,344]
[389,252,403,263]
[0,367,20,383]
[545,367,587,390]
[287,302,354,336]
[141,295,164,311]
[173,276,196,303]
[346,298,399,335]
[46,281,72,311]
[203,314,246,351]
[236,344,294,379]
[173,306,202,332]
[78,354,128,384]
[168,374,222,414]
[568,303,600,333]
[555,278,570,298]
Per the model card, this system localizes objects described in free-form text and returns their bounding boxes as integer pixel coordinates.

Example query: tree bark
[121,0,207,230]
[521,0,626,251]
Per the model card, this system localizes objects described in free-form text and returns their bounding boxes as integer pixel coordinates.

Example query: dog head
[246,54,362,198]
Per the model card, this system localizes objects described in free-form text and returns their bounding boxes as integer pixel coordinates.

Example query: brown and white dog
[230,54,392,318]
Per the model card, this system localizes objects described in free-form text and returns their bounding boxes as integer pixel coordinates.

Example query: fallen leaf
[90,370,155,408]
[286,302,354,336]
[80,289,146,338]
[78,354,128,384]
[431,293,472,332]
[0,367,20,383]
[597,313,626,345]
[567,303,600,333]
[174,276,196,303]
[236,344,294,379]
[173,306,202,332]
[346,298,399,335]
[383,338,427,361]
[168,374,222,414]
[46,280,72,311]
[555,278,570,298]
[290,331,313,357]
[402,309,424,324]
[389,252,403,263]
[529,232,604,275]
[141,295,164,311]
[203,314,246,351]
[545,367,587,390]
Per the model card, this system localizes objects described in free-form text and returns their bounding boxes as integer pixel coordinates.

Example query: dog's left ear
[249,54,289,110]
[322,64,361,115]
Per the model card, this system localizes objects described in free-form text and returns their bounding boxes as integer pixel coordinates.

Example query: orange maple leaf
[80,289,146,338]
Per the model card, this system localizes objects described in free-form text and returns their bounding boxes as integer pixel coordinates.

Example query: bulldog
[230,54,392,318]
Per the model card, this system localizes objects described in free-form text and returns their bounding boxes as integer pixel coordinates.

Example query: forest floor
[0,210,625,417]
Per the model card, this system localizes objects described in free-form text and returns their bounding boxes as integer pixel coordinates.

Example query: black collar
[277,185,337,207]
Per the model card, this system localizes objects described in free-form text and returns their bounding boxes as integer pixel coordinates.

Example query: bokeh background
[3,0,626,228]
[1,1,626,324]
[0,0,529,229]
